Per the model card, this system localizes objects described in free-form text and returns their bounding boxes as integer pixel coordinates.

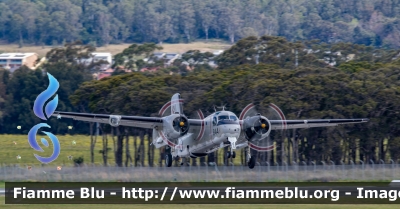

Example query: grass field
[0,40,231,57]
[0,197,398,209]
[0,134,246,166]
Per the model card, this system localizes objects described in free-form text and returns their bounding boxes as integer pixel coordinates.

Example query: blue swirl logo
[28,73,60,164]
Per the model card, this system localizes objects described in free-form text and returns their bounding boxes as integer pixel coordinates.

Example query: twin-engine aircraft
[53,93,369,169]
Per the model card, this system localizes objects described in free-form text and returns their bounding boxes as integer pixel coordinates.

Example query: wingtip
[363,118,370,122]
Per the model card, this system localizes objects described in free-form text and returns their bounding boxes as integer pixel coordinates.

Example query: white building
[0,53,39,73]
[79,52,112,71]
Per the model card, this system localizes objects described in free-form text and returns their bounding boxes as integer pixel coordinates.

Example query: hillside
[1,0,400,48]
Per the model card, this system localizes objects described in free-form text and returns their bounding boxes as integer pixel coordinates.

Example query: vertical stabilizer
[171,93,183,115]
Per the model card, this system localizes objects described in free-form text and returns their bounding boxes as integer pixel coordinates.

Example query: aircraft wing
[270,118,369,130]
[52,111,163,129]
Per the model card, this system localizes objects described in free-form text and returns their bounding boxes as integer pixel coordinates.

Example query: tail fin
[171,93,183,115]
[158,93,184,117]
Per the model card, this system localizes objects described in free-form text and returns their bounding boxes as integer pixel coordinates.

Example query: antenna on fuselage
[216,104,227,111]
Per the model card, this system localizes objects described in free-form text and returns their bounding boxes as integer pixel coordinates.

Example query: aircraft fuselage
[170,111,243,158]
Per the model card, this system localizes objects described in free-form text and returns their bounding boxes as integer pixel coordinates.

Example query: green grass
[0,134,247,166]
[0,196,398,209]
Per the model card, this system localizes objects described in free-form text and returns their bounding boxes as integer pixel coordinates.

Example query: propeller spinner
[172,115,189,135]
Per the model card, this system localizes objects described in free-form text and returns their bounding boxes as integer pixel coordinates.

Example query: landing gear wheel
[165,153,172,167]
[232,151,236,158]
[226,152,231,158]
[248,155,256,169]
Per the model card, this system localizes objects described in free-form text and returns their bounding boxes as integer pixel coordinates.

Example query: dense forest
[1,0,400,48]
[1,35,400,167]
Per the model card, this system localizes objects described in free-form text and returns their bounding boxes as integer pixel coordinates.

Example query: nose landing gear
[226,151,236,158]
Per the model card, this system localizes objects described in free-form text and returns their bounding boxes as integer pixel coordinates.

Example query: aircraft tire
[165,153,172,167]
[248,156,256,169]
[232,151,236,158]
[226,152,231,158]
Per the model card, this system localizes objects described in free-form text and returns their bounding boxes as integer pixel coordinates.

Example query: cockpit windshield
[218,115,229,120]
[215,113,239,125]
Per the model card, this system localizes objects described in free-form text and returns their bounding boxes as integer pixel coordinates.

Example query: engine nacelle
[162,114,190,140]
[242,114,271,141]
[109,115,121,127]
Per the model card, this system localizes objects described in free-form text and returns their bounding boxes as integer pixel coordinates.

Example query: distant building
[213,50,224,56]
[145,52,180,67]
[79,52,112,71]
[140,67,160,72]
[94,67,132,80]
[0,53,39,73]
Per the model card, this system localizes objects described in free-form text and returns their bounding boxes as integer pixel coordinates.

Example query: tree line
[1,36,400,167]
[1,0,400,48]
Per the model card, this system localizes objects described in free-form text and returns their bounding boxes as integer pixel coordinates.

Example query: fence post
[321,161,326,171]
[370,159,375,179]
[350,160,355,180]
[301,161,306,181]
[340,160,344,179]
[266,162,270,181]
[276,162,279,174]
[197,163,201,182]
[205,163,208,182]
[311,161,316,174]
[228,162,234,181]
[255,162,261,182]
[359,160,364,180]
[283,162,288,180]
[390,159,394,179]
[380,159,385,179]
[330,160,335,172]
[212,162,223,181]
[292,161,297,181]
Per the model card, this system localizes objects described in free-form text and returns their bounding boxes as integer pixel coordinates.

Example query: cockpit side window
[230,115,238,121]
[213,116,217,125]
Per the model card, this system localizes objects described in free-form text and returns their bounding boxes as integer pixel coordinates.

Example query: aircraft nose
[225,125,240,136]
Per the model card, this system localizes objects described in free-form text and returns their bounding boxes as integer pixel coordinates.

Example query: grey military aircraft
[53,93,369,169]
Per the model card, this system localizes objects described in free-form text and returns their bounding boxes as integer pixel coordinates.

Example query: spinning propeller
[240,103,287,151]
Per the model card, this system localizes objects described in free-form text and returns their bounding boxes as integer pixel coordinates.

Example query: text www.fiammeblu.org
[120,187,400,202]
[175,187,339,201]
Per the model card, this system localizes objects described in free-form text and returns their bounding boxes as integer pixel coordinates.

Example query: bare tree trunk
[99,125,108,166]
[89,122,98,164]
[200,156,205,166]
[287,135,291,165]
[147,130,153,167]
[125,128,132,167]
[116,127,124,167]
[139,130,145,166]
[214,150,218,165]
[292,129,297,164]
[159,147,165,167]
[191,157,197,166]
[134,129,138,167]
[111,128,117,166]
[205,27,209,42]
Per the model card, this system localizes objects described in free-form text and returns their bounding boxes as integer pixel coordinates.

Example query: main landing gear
[247,146,256,169]
[165,153,172,167]
[248,155,256,169]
